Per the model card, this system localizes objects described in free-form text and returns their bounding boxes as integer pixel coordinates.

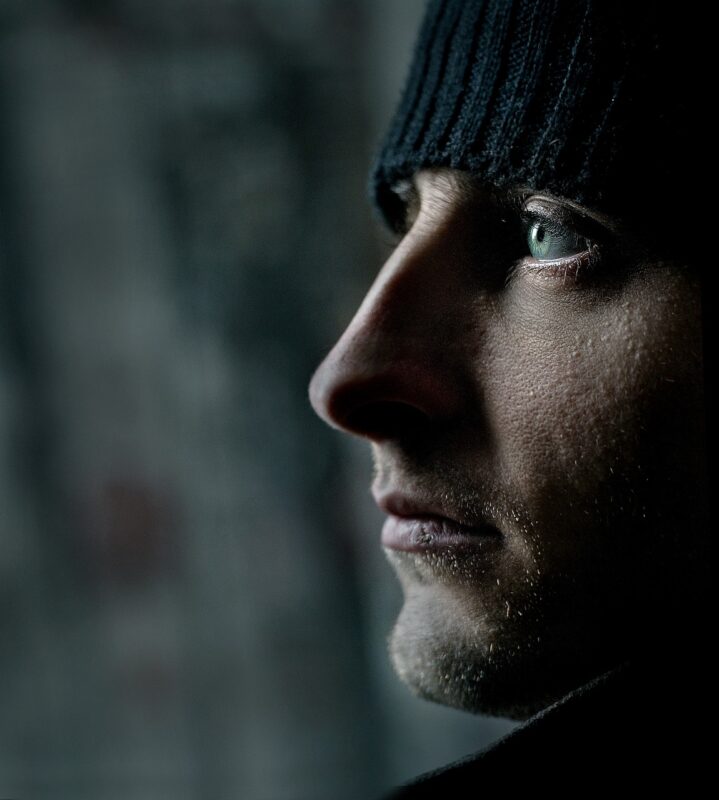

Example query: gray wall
[0,2,515,798]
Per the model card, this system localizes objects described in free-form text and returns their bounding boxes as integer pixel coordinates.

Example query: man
[309,1,712,793]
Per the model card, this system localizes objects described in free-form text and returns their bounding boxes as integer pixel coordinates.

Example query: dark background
[0,2,515,797]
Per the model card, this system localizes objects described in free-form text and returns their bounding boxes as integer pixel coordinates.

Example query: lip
[374,491,503,554]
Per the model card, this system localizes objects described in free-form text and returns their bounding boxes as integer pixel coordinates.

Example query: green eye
[527,219,584,261]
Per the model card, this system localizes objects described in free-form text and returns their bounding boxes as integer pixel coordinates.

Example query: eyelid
[520,196,613,244]
[513,196,607,283]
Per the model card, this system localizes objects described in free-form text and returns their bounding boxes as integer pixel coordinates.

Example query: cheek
[482,273,703,544]
[485,324,635,522]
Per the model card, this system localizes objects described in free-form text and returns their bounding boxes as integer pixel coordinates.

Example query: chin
[388,612,543,720]
[387,589,628,721]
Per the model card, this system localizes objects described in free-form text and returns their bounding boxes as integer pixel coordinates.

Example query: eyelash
[381,186,607,286]
[513,208,603,284]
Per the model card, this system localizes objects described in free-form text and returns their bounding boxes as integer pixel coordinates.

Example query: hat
[370,0,710,258]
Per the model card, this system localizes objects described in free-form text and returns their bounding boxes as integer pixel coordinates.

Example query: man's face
[308,168,706,720]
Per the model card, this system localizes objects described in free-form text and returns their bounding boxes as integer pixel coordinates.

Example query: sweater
[383,653,714,796]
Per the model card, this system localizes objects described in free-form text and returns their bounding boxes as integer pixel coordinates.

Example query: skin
[308,168,707,720]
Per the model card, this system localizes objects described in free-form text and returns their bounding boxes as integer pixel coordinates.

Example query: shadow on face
[309,168,707,719]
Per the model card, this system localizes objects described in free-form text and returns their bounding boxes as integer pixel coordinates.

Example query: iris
[527,218,584,261]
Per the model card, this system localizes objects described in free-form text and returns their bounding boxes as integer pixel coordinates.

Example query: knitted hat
[370,0,710,256]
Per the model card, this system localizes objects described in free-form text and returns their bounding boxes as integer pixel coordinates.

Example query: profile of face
[308,168,706,720]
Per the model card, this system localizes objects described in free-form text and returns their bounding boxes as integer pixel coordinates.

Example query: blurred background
[0,1,515,798]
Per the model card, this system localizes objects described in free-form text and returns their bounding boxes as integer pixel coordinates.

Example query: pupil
[536,225,545,243]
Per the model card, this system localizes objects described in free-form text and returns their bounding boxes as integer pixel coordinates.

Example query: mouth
[374,491,503,554]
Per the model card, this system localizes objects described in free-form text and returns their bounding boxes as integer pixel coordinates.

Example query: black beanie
[370,0,711,256]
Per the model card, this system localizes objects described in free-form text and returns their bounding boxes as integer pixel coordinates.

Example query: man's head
[308,1,709,720]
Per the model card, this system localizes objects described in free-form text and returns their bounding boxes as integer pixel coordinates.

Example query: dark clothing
[385,655,713,796]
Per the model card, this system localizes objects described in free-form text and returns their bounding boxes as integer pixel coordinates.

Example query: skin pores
[309,169,706,720]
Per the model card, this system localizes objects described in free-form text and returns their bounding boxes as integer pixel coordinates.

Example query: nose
[308,233,468,442]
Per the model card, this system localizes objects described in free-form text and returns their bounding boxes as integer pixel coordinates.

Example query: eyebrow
[388,170,524,234]
[391,169,624,235]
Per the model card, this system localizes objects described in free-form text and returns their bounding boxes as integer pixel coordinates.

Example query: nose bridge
[308,226,469,438]
[340,231,454,366]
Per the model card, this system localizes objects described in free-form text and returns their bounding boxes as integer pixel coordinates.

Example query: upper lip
[372,489,484,530]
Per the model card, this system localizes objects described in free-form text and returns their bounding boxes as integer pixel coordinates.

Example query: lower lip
[381,515,502,553]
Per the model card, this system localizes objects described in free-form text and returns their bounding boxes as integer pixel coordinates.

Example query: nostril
[342,400,429,441]
[309,354,460,441]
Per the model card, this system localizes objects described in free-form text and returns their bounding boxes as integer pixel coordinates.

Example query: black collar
[384,656,714,797]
